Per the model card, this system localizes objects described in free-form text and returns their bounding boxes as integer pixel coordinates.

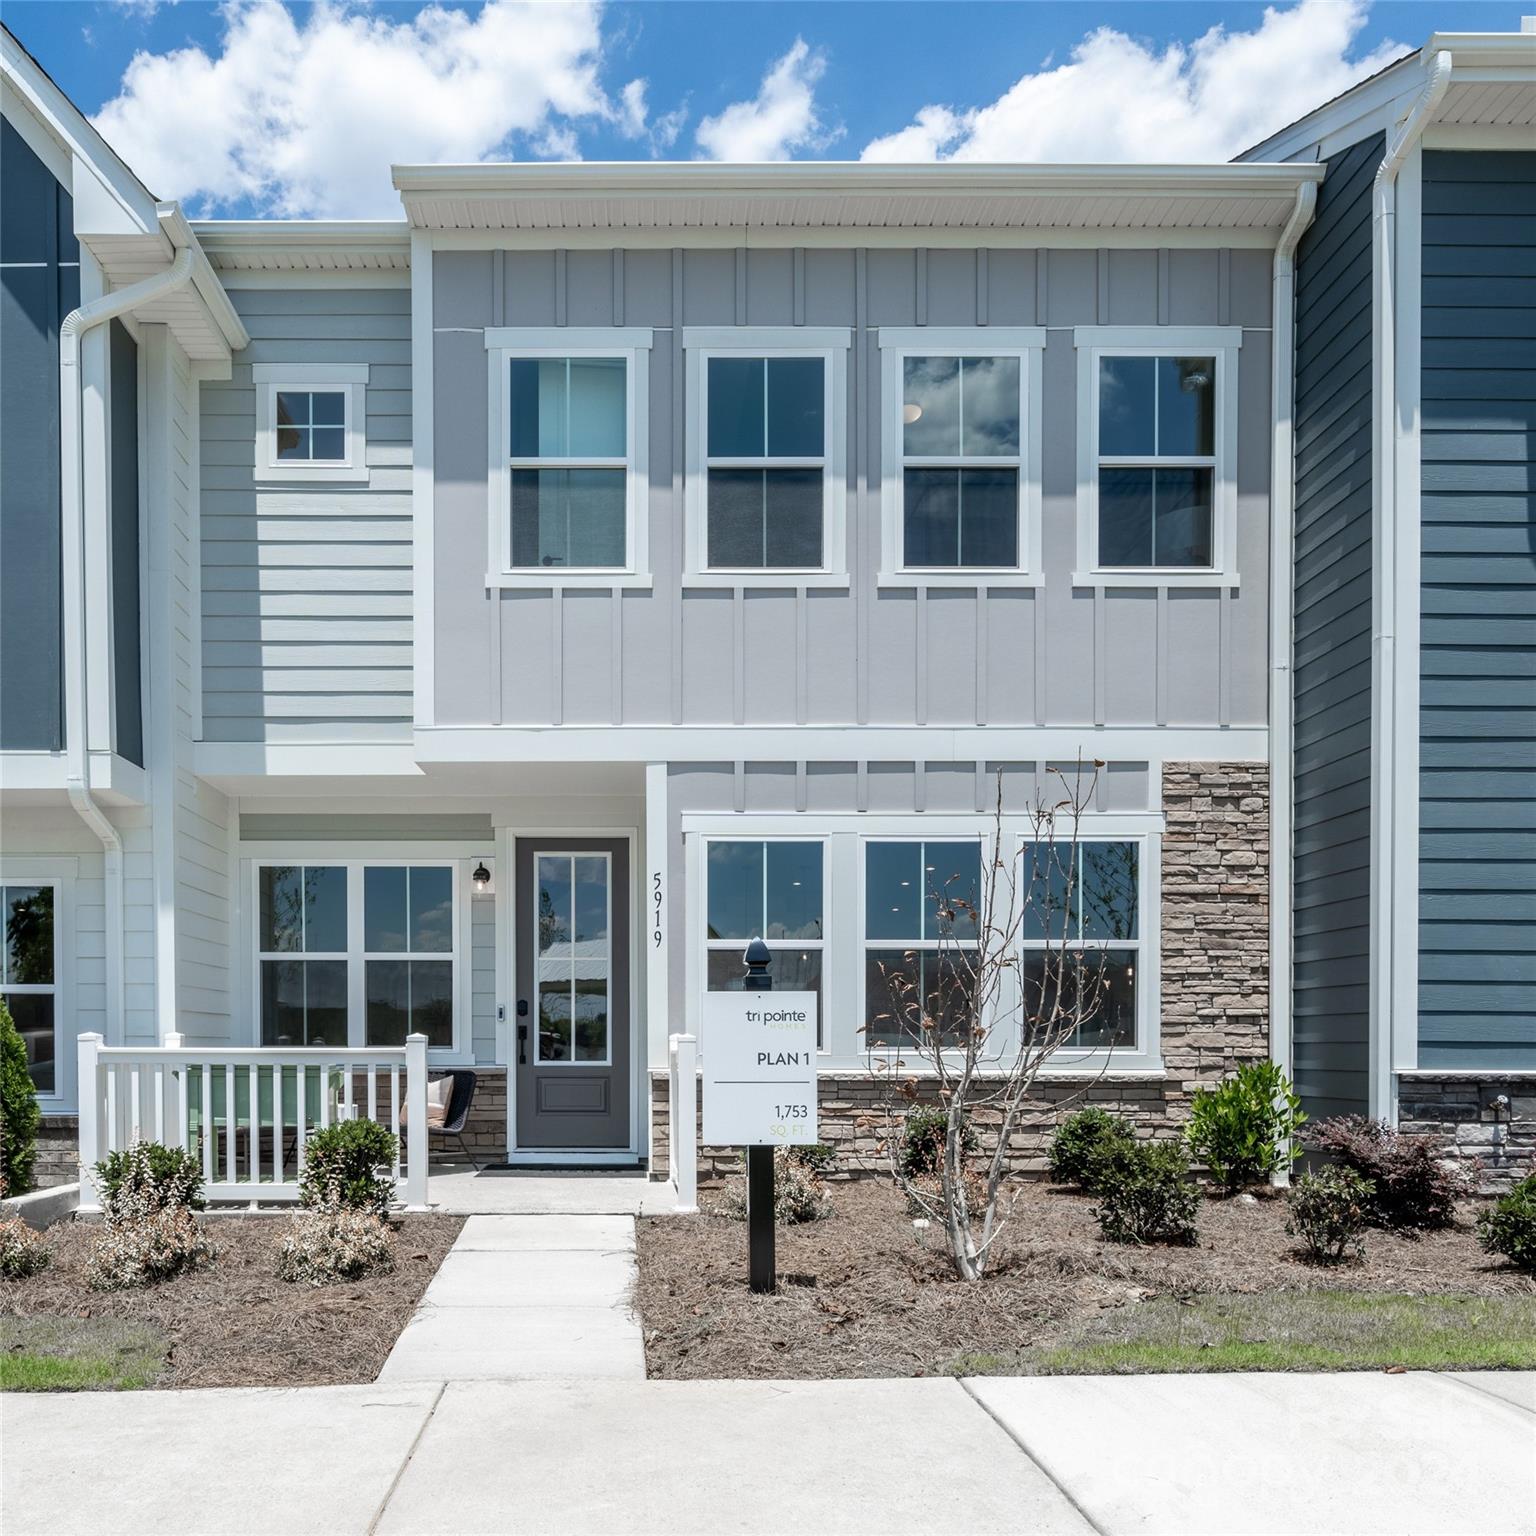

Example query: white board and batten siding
[200,288,413,743]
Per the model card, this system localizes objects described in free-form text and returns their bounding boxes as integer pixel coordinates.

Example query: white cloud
[91,0,615,217]
[695,38,839,161]
[617,77,686,155]
[862,0,1409,164]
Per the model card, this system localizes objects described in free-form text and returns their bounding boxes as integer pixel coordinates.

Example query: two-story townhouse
[1245,24,1536,1186]
[3,19,1530,1193]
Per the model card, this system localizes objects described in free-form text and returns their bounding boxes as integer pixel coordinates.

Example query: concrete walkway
[379,1214,645,1382]
[427,1168,678,1217]
[4,1371,1531,1535]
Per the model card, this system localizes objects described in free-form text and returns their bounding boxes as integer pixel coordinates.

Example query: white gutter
[60,240,195,1044]
[1267,178,1317,1112]
[1368,49,1452,1122]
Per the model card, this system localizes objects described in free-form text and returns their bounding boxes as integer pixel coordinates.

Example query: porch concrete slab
[376,1304,645,1382]
[966,1371,1536,1536]
[0,1383,438,1536]
[421,1247,636,1308]
[429,1168,677,1216]
[1444,1370,1536,1416]
[376,1378,1092,1536]
[452,1212,637,1251]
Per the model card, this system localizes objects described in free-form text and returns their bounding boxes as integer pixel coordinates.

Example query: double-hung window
[256,861,463,1052]
[684,329,850,581]
[253,364,368,483]
[1074,328,1241,584]
[863,840,981,1049]
[486,329,653,586]
[879,329,1044,580]
[1019,840,1143,1051]
[704,840,825,1039]
[2,882,58,1093]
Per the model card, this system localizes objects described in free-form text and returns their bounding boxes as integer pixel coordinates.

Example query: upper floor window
[253,364,368,484]
[485,329,653,588]
[684,328,850,585]
[878,328,1045,583]
[2,882,57,1094]
[1073,328,1241,586]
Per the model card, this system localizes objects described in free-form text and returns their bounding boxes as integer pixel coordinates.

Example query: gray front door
[514,838,631,1151]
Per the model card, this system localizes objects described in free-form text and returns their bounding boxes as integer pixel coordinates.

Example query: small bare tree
[867,761,1122,1281]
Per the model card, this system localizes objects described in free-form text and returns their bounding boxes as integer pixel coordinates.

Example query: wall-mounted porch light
[472,861,493,894]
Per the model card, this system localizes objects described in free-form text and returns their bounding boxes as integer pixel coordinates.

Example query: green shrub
[1286,1166,1373,1264]
[1185,1062,1306,1190]
[785,1142,837,1176]
[94,1142,204,1218]
[718,1148,831,1225]
[1091,1141,1200,1245]
[1477,1174,1536,1272]
[299,1119,398,1215]
[1311,1117,1468,1229]
[0,999,41,1198]
[897,1106,977,1180]
[276,1206,395,1286]
[1047,1107,1136,1190]
[0,1217,51,1279]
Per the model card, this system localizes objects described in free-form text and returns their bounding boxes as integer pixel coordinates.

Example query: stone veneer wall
[1398,1076,1536,1193]
[651,761,1271,1180]
[30,1116,79,1189]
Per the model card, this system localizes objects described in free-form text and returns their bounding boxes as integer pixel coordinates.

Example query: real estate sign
[702,991,818,1147]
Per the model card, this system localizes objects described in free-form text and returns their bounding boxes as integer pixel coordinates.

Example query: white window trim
[483,327,654,590]
[683,325,851,588]
[249,857,472,1062]
[877,327,1046,587]
[0,872,67,1104]
[253,363,369,484]
[1072,326,1242,589]
[679,813,1162,1073]
[530,848,616,1068]
[698,835,829,1051]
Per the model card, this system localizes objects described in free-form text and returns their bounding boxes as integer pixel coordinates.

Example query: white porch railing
[667,1032,698,1214]
[76,1031,429,1211]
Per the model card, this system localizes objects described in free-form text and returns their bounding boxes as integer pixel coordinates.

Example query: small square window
[255,367,366,482]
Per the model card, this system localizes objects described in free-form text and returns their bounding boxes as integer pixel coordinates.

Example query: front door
[513,838,631,1151]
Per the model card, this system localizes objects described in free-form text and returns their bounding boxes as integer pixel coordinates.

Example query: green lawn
[946,1293,1536,1377]
[0,1317,168,1392]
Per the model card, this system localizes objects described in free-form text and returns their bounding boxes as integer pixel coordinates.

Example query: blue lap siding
[1418,149,1536,1070]
[1290,134,1383,1121]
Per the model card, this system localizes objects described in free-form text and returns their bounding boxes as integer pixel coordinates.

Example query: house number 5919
[652,872,663,948]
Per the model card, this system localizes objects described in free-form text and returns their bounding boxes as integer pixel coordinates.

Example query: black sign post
[741,937,775,1295]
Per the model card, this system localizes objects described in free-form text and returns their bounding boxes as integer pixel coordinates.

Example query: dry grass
[0,1212,462,1389]
[634,1180,1534,1380]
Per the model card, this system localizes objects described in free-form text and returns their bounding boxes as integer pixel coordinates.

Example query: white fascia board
[159,204,249,352]
[1239,50,1424,162]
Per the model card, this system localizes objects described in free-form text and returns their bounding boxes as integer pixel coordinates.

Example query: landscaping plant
[1310,1117,1469,1229]
[719,1147,831,1225]
[1286,1166,1373,1264]
[276,1205,396,1285]
[0,1216,51,1279]
[1090,1140,1200,1245]
[86,1181,216,1290]
[1047,1107,1136,1190]
[298,1119,398,1216]
[869,763,1134,1281]
[1185,1061,1306,1190]
[0,998,41,1197]
[897,1106,977,1180]
[1476,1173,1536,1272]
[94,1141,205,1215]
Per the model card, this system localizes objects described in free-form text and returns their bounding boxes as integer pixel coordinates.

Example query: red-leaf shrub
[1309,1117,1469,1230]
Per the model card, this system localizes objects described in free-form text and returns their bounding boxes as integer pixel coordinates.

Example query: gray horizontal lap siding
[1291,135,1382,1122]
[200,287,412,741]
[432,245,1273,730]
[1418,150,1536,1071]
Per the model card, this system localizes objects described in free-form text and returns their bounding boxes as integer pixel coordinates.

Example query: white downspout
[1368,49,1452,1122]
[1267,178,1317,1113]
[60,244,195,1044]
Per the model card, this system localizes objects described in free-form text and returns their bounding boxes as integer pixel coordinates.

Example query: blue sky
[4,1,1520,218]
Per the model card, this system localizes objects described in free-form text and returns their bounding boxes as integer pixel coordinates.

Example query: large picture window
[863,840,981,1049]
[256,861,463,1052]
[1018,840,1142,1050]
[2,882,57,1093]
[704,840,824,1041]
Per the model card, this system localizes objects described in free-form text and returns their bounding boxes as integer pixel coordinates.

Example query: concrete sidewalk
[4,1371,1531,1536]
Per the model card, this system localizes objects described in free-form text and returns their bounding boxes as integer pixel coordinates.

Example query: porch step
[378,1215,645,1383]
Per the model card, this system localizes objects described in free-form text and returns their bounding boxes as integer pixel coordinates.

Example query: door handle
[517,1022,528,1065]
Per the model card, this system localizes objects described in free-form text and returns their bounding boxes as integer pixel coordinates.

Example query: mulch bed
[1,1213,463,1389]
[634,1180,1534,1379]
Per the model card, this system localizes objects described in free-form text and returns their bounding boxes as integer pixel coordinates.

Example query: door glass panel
[535,854,611,1064]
